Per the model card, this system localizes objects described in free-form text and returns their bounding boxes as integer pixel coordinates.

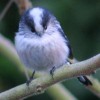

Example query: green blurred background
[0,0,100,100]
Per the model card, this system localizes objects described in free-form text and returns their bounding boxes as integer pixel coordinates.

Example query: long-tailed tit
[15,7,92,85]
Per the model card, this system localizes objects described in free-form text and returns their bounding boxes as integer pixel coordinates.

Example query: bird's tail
[67,58,92,86]
[77,76,92,86]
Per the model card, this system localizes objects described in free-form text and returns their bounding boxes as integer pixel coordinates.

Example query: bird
[15,7,92,85]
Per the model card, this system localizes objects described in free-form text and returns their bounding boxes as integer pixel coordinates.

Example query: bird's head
[18,7,61,37]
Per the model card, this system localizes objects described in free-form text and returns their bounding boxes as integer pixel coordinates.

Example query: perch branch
[0,42,100,100]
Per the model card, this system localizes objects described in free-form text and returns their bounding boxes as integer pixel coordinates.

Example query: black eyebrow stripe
[21,9,36,32]
[41,9,50,28]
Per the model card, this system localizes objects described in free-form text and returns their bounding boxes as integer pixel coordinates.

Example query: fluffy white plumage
[15,7,69,71]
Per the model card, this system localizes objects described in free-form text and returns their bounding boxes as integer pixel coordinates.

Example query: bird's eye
[26,21,36,32]
[43,25,47,30]
[25,14,36,32]
[30,25,35,32]
[42,18,48,30]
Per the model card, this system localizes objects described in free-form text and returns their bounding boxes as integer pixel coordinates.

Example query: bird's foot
[50,66,56,79]
[26,70,35,86]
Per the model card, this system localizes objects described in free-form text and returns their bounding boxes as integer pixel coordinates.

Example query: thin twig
[48,84,77,100]
[86,76,100,97]
[0,0,14,21]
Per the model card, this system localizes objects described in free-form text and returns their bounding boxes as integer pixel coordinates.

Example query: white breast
[15,32,69,72]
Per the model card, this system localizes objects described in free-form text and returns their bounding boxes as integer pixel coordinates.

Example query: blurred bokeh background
[0,0,100,100]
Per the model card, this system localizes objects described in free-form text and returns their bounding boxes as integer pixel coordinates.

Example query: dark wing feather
[58,28,73,59]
